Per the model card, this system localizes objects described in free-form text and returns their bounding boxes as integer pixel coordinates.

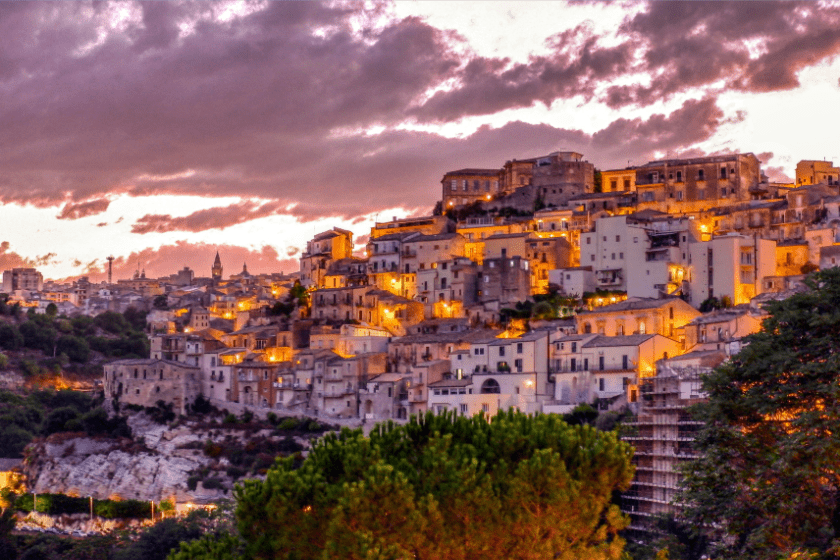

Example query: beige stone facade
[104,359,201,415]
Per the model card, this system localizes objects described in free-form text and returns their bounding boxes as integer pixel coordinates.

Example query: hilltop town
[3,151,840,530]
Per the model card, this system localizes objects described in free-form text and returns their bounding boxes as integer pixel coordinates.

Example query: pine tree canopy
[682,267,840,559]
[172,410,634,560]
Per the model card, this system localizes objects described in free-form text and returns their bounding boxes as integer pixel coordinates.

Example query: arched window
[480,379,501,394]
[583,322,592,334]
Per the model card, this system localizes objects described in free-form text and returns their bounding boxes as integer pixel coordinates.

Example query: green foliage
[42,406,83,435]
[0,506,15,559]
[153,295,169,309]
[682,268,840,558]
[56,335,90,363]
[13,493,150,519]
[227,410,634,560]
[0,353,7,369]
[169,533,243,560]
[563,403,599,426]
[190,395,214,415]
[0,324,23,350]
[116,514,207,560]
[146,401,176,424]
[122,306,147,332]
[19,319,57,354]
[45,303,58,317]
[0,425,32,458]
[698,295,733,313]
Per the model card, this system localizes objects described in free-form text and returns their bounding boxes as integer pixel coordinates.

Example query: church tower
[212,251,223,284]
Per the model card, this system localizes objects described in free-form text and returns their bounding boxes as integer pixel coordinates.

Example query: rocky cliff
[25,413,237,503]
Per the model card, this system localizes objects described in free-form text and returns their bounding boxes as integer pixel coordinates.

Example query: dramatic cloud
[0,241,57,271]
[56,198,111,220]
[1,1,838,229]
[609,1,840,106]
[130,200,284,234]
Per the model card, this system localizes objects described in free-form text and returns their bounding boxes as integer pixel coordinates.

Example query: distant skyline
[2,1,839,281]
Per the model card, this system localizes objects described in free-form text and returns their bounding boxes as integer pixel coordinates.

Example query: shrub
[186,476,201,491]
[202,477,224,490]
[277,418,299,431]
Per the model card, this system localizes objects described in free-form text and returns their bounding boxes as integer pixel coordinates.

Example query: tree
[153,295,169,309]
[682,268,840,558]
[56,335,90,363]
[194,410,634,560]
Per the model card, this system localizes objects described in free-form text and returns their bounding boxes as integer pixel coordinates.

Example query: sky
[2,0,840,282]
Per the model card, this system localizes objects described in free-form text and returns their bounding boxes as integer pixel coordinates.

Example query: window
[615,235,620,242]
[460,403,468,414]
[698,169,705,181]
[676,171,683,182]
[499,346,505,356]
[571,342,577,352]
[516,343,523,353]
[514,359,523,372]
[599,378,605,391]
[622,355,628,369]
[721,167,727,179]
[482,403,490,413]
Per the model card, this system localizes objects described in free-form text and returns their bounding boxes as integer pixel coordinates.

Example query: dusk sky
[2,1,840,282]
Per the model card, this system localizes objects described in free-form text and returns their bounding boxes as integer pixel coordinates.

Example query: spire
[242,262,248,273]
[212,250,223,282]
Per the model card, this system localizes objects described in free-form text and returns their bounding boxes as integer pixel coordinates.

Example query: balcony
[597,269,623,286]
[273,381,294,389]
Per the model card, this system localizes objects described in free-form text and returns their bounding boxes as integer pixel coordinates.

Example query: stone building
[104,358,201,415]
[300,228,354,288]
[796,159,839,186]
[633,153,762,215]
[2,267,43,292]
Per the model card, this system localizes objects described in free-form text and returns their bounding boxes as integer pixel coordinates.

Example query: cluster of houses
[94,151,840,425]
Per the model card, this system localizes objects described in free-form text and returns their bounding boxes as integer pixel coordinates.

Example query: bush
[190,395,214,415]
[56,335,90,363]
[223,414,237,425]
[0,324,23,350]
[277,418,298,431]
[202,477,224,490]
[226,466,246,479]
[0,424,34,458]
[41,407,81,435]
[187,476,201,491]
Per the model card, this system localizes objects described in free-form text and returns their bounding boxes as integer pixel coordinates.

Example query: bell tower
[212,251,223,284]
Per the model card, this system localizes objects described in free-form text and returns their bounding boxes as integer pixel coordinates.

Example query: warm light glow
[524,380,534,388]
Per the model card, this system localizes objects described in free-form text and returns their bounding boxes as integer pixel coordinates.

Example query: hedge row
[14,492,172,519]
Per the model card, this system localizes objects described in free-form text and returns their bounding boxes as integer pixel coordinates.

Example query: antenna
[107,255,115,284]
